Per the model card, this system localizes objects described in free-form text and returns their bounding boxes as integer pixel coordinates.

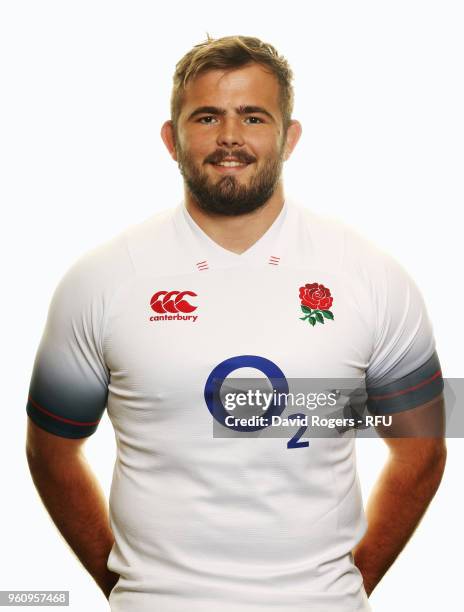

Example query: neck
[183,182,286,255]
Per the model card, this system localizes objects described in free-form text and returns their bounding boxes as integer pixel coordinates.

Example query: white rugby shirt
[26,198,443,612]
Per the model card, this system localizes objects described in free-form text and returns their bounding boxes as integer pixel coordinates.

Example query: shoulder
[53,206,177,301]
[52,228,133,308]
[290,200,402,279]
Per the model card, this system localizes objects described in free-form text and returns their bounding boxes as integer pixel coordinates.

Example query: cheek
[251,134,283,155]
[182,128,216,152]
[184,142,213,162]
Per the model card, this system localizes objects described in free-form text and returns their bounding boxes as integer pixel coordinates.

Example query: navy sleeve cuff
[366,350,444,415]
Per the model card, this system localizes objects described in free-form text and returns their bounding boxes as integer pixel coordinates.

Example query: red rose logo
[299,282,333,310]
[298,282,334,327]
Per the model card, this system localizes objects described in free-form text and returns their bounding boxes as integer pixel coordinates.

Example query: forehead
[179,63,281,116]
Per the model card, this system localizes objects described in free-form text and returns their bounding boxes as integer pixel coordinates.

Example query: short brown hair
[170,34,294,133]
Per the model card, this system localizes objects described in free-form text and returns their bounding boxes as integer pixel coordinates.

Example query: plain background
[1,1,462,610]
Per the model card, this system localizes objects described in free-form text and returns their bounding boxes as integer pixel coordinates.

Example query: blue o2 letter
[204,355,289,433]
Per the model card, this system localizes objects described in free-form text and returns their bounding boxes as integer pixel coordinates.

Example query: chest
[104,266,373,397]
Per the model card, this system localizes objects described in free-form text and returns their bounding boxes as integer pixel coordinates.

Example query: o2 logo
[204,355,309,450]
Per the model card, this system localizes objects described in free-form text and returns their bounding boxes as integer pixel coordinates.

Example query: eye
[196,115,265,125]
[197,116,218,124]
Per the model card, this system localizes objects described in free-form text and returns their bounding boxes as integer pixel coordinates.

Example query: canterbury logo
[150,290,197,314]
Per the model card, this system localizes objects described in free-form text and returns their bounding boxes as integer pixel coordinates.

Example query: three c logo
[150,290,197,314]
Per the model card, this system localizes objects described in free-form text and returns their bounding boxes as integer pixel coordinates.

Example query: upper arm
[374,392,446,448]
[361,247,447,468]
[375,393,447,479]
[365,251,444,417]
[25,252,110,444]
[26,417,86,462]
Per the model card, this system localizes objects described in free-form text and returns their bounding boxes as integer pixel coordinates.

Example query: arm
[352,393,447,596]
[26,419,119,600]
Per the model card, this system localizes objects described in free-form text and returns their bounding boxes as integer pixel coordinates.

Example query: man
[26,35,446,611]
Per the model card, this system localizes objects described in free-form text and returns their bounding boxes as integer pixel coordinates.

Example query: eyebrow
[187,105,275,122]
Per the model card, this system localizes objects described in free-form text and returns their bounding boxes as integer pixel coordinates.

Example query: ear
[282,120,302,161]
[160,120,178,161]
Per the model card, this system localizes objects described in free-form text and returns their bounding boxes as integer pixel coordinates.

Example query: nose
[216,116,245,148]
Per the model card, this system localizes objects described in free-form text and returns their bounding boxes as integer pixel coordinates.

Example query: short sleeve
[365,252,443,415]
[26,254,110,438]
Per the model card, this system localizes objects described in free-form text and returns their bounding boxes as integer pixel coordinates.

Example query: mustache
[205,150,256,165]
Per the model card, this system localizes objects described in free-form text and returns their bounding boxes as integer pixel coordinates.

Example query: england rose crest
[299,282,334,326]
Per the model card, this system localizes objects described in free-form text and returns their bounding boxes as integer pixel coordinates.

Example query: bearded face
[167,64,294,217]
[175,136,286,216]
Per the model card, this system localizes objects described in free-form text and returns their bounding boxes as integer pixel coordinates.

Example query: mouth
[209,160,253,174]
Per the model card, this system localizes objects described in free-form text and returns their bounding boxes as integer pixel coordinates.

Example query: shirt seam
[99,230,137,369]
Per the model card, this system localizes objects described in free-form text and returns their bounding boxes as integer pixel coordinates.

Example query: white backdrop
[1,1,462,610]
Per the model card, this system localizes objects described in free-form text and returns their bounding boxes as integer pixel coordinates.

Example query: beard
[175,142,285,217]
